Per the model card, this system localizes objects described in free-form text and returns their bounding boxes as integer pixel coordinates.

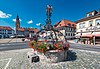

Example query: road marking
[0,58,12,69]
[4,58,12,69]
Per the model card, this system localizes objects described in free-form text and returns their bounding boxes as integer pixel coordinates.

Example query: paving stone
[0,48,100,69]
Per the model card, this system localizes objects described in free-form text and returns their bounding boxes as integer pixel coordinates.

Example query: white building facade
[54,20,76,40]
[76,10,100,44]
[0,26,14,39]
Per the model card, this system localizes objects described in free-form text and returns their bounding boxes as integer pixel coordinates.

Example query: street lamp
[94,26,96,45]
[80,30,82,43]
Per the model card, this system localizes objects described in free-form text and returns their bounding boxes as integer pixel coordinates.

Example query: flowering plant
[29,41,47,53]
[54,42,63,50]
[28,40,70,53]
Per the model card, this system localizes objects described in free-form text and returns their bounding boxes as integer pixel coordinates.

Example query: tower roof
[16,14,19,20]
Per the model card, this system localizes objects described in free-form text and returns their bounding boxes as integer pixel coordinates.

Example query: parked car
[10,35,15,38]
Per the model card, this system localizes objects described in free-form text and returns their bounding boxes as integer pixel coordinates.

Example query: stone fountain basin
[44,50,67,63]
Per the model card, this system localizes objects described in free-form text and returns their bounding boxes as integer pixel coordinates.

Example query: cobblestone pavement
[0,49,31,69]
[0,48,100,69]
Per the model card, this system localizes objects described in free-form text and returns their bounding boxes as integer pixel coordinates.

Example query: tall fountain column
[45,5,53,31]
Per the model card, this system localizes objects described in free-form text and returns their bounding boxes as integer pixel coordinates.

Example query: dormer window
[68,24,71,26]
[87,14,90,17]
[72,24,74,27]
[86,10,98,17]
[87,13,92,17]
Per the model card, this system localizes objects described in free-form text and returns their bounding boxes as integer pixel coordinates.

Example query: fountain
[28,5,70,63]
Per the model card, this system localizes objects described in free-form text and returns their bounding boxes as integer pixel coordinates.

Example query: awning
[81,34,93,38]
[92,32,100,37]
[94,34,100,37]
[75,33,81,36]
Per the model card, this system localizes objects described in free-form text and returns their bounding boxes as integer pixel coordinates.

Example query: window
[66,33,67,36]
[72,24,74,27]
[73,33,75,36]
[71,33,72,36]
[70,28,71,31]
[87,14,90,17]
[96,19,100,25]
[83,23,85,28]
[79,22,85,28]
[68,28,69,31]
[68,24,71,26]
[68,33,70,36]
[70,28,72,31]
[89,20,93,26]
[87,13,93,17]
[79,23,82,28]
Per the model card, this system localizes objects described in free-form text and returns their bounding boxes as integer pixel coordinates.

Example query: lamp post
[80,30,82,43]
[94,27,96,45]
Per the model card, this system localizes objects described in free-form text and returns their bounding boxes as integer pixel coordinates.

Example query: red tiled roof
[54,20,76,28]
[0,26,13,30]
[63,20,76,27]
[33,28,39,33]
[17,28,25,31]
[17,28,39,33]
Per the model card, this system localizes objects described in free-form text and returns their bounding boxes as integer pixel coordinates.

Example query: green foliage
[30,41,37,48]
[37,43,47,52]
[58,44,63,49]
[81,38,85,42]
[91,38,94,43]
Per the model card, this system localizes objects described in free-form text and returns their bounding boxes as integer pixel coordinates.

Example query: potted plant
[91,38,94,45]
[81,38,85,44]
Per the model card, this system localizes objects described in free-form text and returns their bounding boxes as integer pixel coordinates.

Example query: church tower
[16,14,20,33]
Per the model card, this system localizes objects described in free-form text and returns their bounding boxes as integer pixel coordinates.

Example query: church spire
[16,13,19,20]
[16,14,20,33]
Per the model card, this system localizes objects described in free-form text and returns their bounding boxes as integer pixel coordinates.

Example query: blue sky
[0,0,100,30]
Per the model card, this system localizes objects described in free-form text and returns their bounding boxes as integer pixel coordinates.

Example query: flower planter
[44,50,67,63]
[28,41,69,63]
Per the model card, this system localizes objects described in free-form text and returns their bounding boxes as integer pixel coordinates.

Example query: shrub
[81,38,85,42]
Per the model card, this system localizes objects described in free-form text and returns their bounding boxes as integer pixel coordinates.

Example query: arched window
[96,19,100,25]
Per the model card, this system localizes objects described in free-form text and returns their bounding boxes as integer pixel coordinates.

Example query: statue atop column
[45,5,53,31]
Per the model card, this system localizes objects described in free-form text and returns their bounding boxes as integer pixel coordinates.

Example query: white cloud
[27,20,33,24]
[12,19,22,22]
[0,10,12,18]
[36,23,41,26]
